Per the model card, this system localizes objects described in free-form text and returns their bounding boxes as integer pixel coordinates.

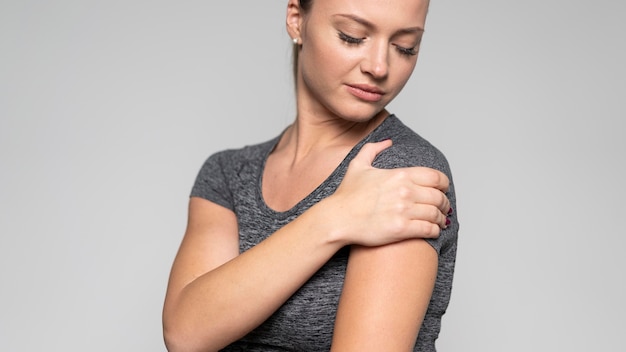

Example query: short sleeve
[190,151,235,211]
[372,141,459,256]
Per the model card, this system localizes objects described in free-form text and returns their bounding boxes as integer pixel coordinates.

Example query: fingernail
[446,218,451,226]
[448,207,453,215]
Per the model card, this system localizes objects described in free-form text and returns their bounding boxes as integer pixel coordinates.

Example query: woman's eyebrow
[332,13,424,34]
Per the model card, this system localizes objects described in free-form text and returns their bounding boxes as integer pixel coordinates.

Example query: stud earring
[292,38,299,45]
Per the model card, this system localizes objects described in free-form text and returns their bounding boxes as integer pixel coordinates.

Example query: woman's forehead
[306,0,429,26]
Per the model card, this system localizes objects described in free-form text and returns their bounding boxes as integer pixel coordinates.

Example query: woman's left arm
[330,239,438,351]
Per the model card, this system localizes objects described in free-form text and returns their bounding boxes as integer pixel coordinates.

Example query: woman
[163,0,458,351]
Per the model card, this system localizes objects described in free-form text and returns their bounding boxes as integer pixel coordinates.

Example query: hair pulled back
[299,0,313,12]
[292,0,313,81]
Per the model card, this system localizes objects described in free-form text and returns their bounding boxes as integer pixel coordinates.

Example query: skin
[163,0,446,351]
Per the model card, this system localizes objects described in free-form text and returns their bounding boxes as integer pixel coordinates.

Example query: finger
[407,185,450,216]
[432,190,451,216]
[407,167,450,193]
[405,219,441,239]
[407,203,449,230]
[352,140,393,168]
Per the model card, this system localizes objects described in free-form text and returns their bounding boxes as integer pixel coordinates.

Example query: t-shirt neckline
[255,115,398,218]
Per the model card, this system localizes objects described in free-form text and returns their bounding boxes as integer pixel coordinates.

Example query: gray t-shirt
[191,115,459,351]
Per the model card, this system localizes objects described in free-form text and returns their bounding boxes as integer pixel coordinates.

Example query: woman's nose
[360,42,389,79]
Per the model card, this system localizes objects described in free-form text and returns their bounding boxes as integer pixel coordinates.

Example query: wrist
[310,195,351,248]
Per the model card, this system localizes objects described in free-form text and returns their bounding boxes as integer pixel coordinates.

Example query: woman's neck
[276,109,389,165]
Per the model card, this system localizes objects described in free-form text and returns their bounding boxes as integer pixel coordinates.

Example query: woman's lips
[346,84,385,102]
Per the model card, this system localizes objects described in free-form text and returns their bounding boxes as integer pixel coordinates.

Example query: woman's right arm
[162,141,451,352]
[163,196,349,352]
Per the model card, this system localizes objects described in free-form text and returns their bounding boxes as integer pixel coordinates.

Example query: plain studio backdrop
[1,0,624,351]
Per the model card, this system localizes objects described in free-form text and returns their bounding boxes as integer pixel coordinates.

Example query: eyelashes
[337,31,418,57]
[393,44,418,56]
[338,31,364,45]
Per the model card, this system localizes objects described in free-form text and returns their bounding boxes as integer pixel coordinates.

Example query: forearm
[163,200,344,352]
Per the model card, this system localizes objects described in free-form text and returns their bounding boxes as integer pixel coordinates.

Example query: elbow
[162,298,201,352]
[163,307,182,351]
[163,316,214,352]
[162,298,236,352]
[162,321,191,352]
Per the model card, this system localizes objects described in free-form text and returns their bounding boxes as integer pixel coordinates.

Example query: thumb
[352,140,393,167]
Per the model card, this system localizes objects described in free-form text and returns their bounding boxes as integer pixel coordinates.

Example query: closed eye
[394,44,418,57]
[338,31,364,45]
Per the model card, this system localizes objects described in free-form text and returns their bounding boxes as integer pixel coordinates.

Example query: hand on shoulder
[322,140,451,247]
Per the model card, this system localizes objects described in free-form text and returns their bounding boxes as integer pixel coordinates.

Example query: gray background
[1,0,624,351]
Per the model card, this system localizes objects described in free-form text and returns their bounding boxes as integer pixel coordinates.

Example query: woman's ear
[286,0,304,42]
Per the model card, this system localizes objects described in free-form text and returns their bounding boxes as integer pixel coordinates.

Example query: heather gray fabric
[191,115,459,351]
